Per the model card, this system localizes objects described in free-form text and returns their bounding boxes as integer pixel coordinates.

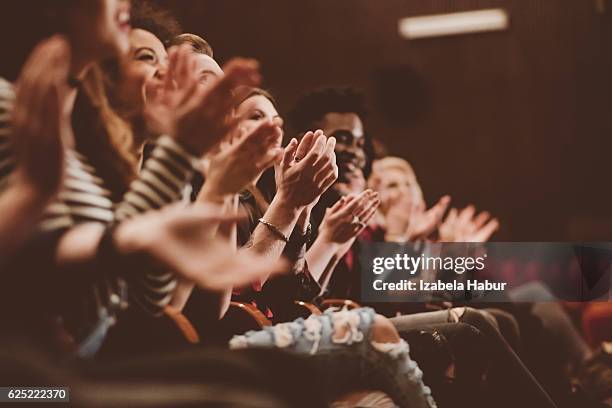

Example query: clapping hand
[406,195,451,241]
[114,204,288,291]
[201,117,284,201]
[319,190,380,245]
[275,130,338,211]
[145,44,262,157]
[438,205,499,242]
[11,35,71,198]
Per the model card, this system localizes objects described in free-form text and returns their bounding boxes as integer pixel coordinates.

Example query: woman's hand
[200,117,284,202]
[406,195,451,241]
[114,204,288,291]
[438,205,499,242]
[173,55,261,156]
[145,45,262,156]
[11,35,71,199]
[319,190,380,245]
[143,45,198,136]
[305,190,379,284]
[382,191,414,242]
[275,131,338,211]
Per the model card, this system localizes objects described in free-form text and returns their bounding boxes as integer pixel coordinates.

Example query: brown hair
[72,64,138,200]
[230,87,280,204]
[170,33,214,57]
[232,86,277,111]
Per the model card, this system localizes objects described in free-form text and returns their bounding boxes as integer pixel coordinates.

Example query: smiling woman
[101,0,181,123]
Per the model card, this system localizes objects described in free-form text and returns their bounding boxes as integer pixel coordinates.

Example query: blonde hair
[369,156,423,203]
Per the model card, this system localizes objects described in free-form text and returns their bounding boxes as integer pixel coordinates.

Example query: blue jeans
[230,307,437,408]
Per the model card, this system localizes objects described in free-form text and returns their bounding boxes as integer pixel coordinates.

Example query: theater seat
[163,305,200,344]
[220,302,273,334]
[294,301,322,317]
[320,299,362,311]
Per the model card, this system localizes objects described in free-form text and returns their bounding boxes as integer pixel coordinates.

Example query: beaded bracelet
[258,218,290,243]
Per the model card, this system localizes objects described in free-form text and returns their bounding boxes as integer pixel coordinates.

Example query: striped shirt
[0,78,198,346]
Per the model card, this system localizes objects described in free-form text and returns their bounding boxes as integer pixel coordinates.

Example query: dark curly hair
[130,0,182,47]
[289,87,374,178]
[288,87,368,134]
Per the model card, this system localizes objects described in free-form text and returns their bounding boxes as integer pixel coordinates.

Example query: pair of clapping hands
[384,192,498,243]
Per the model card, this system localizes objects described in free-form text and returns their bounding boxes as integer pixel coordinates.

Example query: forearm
[171,195,236,314]
[305,237,341,283]
[115,136,198,220]
[196,178,227,206]
[55,222,105,266]
[0,183,53,257]
[243,194,300,254]
[240,195,301,283]
[170,278,233,318]
[295,207,311,235]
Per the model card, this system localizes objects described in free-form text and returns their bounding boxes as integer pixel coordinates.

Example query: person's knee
[370,314,401,344]
[485,308,521,347]
[461,307,501,336]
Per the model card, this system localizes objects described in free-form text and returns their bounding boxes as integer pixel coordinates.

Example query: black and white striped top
[0,78,197,342]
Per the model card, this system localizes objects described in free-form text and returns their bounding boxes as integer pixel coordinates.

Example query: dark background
[156,0,612,241]
[2,1,611,241]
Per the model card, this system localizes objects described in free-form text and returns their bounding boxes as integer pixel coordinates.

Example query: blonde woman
[369,157,498,243]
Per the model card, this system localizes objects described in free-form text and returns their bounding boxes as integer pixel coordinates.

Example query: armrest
[163,305,200,344]
[294,300,322,316]
[226,301,272,330]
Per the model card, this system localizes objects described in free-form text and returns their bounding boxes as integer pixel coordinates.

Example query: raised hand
[11,35,71,198]
[172,56,261,156]
[306,190,379,284]
[275,131,338,211]
[438,205,499,242]
[143,44,199,136]
[114,204,288,291]
[200,117,284,201]
[319,190,380,245]
[381,190,414,242]
[146,44,262,156]
[406,195,451,241]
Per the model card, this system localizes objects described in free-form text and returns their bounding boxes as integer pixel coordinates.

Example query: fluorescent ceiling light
[399,8,509,40]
